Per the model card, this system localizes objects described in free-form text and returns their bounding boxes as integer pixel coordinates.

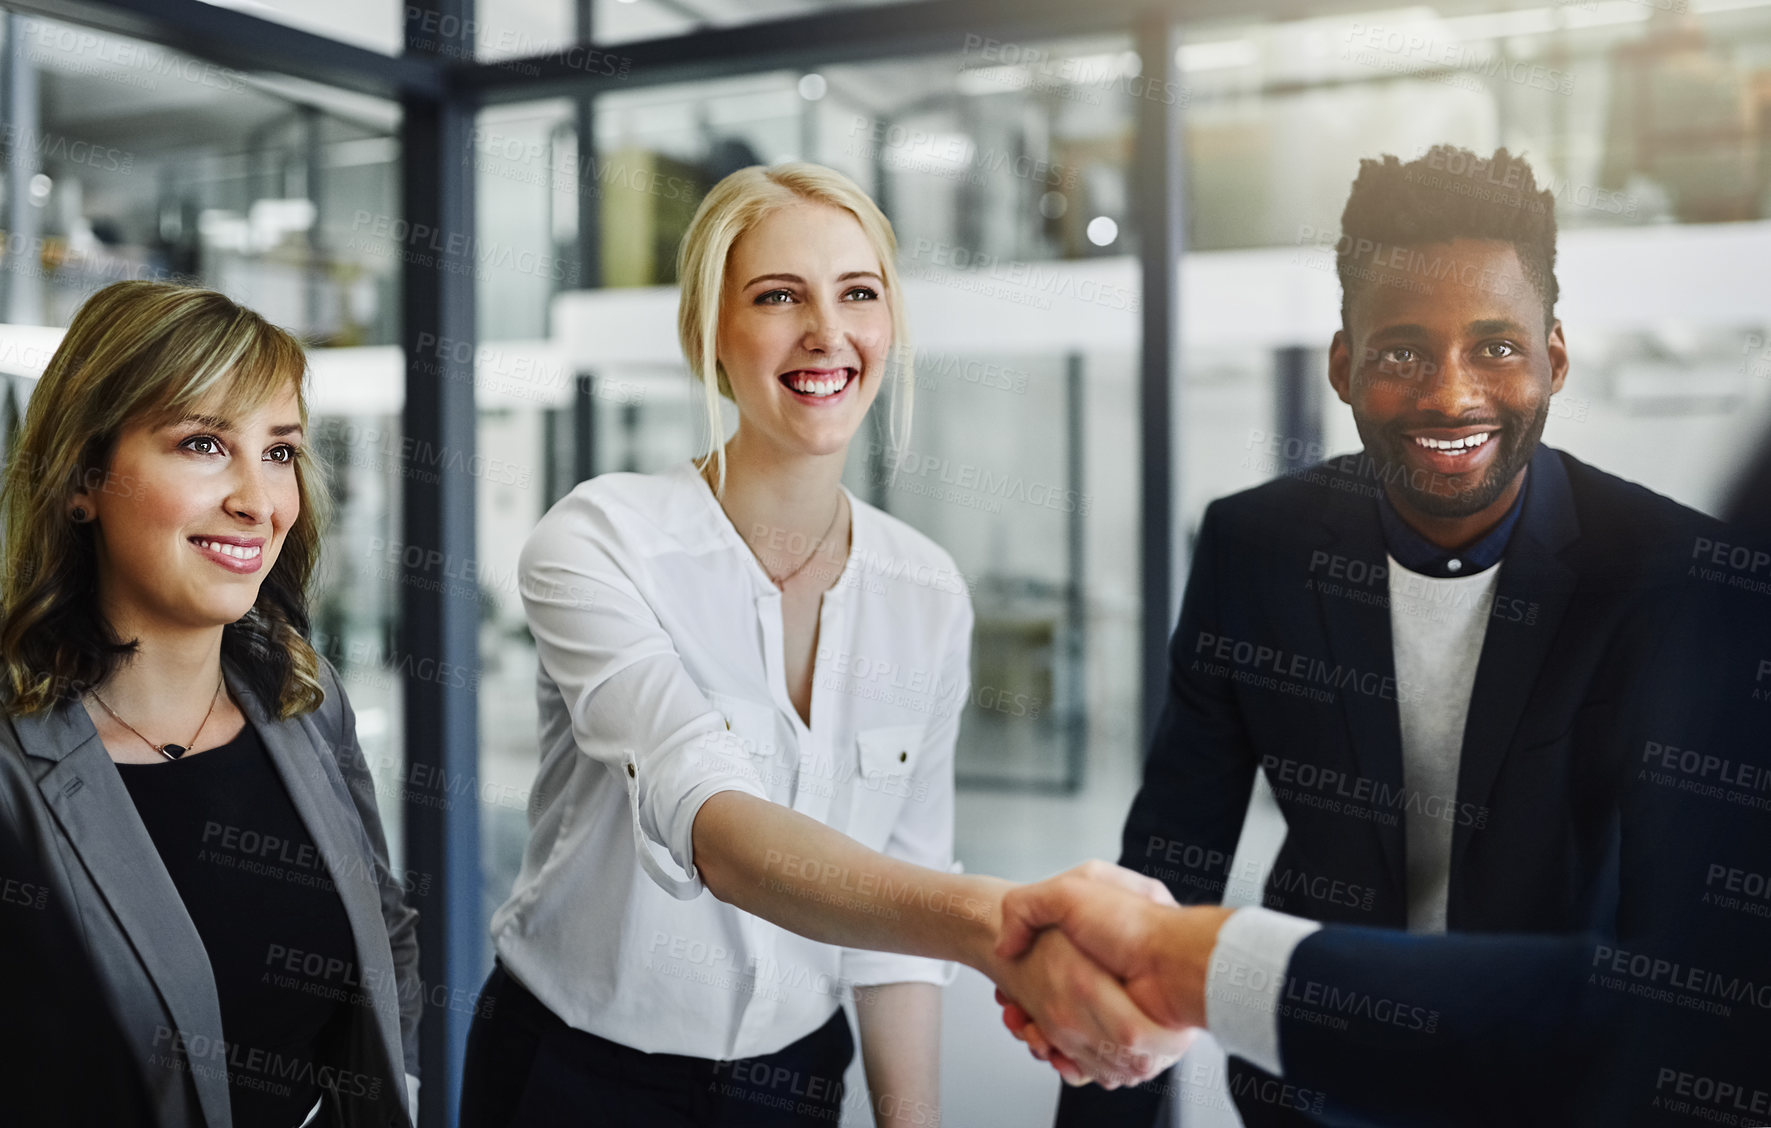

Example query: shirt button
[1445,558,1463,573]
[898,751,908,763]
[626,763,635,778]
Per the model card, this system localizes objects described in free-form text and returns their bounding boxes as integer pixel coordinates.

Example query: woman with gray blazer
[0,281,421,1128]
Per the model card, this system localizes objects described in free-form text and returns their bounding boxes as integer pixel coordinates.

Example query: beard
[1355,399,1549,519]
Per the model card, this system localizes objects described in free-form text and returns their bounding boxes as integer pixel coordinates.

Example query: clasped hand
[983,861,1233,1088]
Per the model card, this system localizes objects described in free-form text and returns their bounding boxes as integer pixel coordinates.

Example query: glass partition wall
[471,33,1150,922]
[13,1,1771,1124]
[0,11,415,866]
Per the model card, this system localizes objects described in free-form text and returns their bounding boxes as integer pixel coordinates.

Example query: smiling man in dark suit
[1056,144,1711,1128]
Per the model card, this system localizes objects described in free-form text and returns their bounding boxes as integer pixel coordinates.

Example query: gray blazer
[0,656,421,1128]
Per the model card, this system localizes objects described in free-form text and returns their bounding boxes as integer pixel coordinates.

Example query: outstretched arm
[693,792,1189,1087]
[522,499,1189,1089]
[998,873,1609,1128]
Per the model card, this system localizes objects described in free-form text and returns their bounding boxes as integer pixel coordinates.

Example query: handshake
[981,861,1234,1089]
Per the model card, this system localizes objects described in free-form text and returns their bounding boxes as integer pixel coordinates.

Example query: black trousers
[459,962,855,1128]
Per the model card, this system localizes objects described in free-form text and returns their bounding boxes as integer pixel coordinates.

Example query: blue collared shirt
[1377,470,1528,577]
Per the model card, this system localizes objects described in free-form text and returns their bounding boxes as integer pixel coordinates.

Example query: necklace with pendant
[91,675,225,761]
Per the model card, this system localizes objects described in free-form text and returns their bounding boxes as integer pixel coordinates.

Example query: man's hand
[992,861,1235,1081]
[980,916,1194,1089]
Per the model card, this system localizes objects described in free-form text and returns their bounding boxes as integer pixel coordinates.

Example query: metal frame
[4,0,441,99]
[10,0,1243,1122]
[398,3,481,1123]
[452,0,1457,103]
[1276,345,1323,473]
[1135,14,1186,746]
[1,10,41,325]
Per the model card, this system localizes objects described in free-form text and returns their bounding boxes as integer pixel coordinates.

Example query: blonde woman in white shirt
[459,163,1185,1128]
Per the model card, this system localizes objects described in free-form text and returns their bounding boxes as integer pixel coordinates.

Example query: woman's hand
[983,924,1193,1088]
[990,861,1227,1085]
[689,799,1196,1089]
[975,864,1196,1088]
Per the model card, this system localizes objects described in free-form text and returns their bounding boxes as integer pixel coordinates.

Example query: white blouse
[492,459,975,1060]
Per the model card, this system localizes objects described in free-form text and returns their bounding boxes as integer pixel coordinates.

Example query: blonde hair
[676,162,913,493]
[0,280,330,718]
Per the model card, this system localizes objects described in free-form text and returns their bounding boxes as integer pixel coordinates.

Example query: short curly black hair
[1337,145,1558,329]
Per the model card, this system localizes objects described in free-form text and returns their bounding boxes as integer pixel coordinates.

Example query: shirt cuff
[620,732,770,900]
[1203,907,1322,1076]
[404,1072,420,1126]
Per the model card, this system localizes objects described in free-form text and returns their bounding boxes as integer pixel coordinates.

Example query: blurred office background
[2,0,1768,1124]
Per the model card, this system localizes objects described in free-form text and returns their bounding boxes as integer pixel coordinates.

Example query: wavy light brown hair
[0,280,330,718]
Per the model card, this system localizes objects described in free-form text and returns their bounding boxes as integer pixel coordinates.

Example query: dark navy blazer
[1277,523,1771,1127]
[1059,443,1712,1128]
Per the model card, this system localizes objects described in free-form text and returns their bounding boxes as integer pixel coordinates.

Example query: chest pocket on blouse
[845,724,924,850]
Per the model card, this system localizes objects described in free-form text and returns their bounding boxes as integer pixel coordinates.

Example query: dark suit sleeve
[1058,502,1263,1128]
[1276,536,1771,1128]
[1275,928,1596,1128]
[1278,906,1770,1128]
[321,657,423,1081]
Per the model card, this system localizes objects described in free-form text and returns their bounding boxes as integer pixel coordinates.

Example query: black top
[118,721,358,1128]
